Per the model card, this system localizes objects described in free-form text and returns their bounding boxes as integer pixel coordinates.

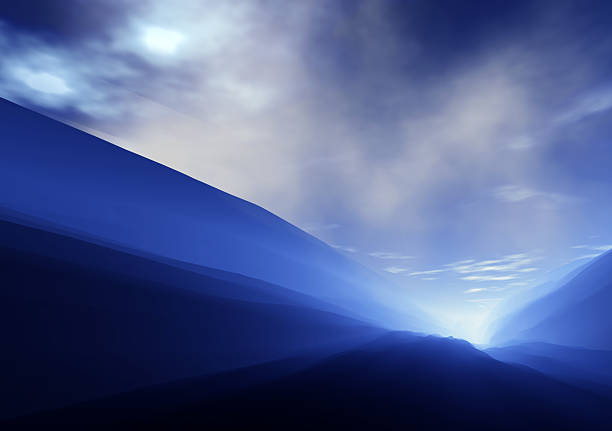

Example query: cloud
[329,244,357,253]
[570,253,603,262]
[408,269,448,276]
[557,88,612,124]
[383,266,409,274]
[407,253,539,285]
[464,286,508,294]
[493,185,539,203]
[493,185,574,205]
[141,26,185,55]
[464,288,487,293]
[444,259,475,267]
[0,0,594,241]
[572,244,612,252]
[444,253,539,274]
[368,251,414,260]
[507,281,529,287]
[421,277,438,281]
[461,275,517,282]
[566,244,612,263]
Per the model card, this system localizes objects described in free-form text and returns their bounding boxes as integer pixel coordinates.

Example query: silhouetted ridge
[11,332,612,430]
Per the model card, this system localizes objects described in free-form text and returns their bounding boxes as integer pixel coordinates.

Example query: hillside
[0,97,431,332]
[490,250,612,349]
[10,332,612,430]
[0,219,384,418]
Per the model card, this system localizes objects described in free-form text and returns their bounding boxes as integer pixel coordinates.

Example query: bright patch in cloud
[384,266,409,274]
[464,288,487,293]
[18,70,72,95]
[303,223,341,233]
[369,251,414,260]
[461,275,517,281]
[572,244,612,252]
[493,185,573,205]
[330,244,357,253]
[570,253,602,262]
[142,27,184,55]
[409,269,448,276]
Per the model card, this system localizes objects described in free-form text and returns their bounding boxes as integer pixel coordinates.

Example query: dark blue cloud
[0,0,134,44]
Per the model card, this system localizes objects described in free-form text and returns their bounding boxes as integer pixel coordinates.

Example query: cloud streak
[369,251,414,260]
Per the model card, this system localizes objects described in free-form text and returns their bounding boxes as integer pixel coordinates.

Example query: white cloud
[507,281,529,287]
[408,269,448,276]
[368,251,414,260]
[142,27,185,55]
[17,70,72,95]
[566,244,612,263]
[444,259,475,267]
[493,185,573,205]
[572,244,612,252]
[493,185,539,202]
[461,275,517,281]
[330,244,357,253]
[445,254,539,274]
[507,135,536,151]
[464,288,487,293]
[407,253,539,283]
[303,223,341,233]
[384,266,409,274]
[464,286,508,293]
[570,253,602,262]
[557,88,612,124]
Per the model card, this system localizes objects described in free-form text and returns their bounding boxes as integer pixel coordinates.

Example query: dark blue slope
[487,342,612,398]
[0,219,384,419]
[11,333,612,430]
[0,97,431,331]
[491,250,612,349]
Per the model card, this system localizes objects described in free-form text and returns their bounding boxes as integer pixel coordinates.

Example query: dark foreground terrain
[9,332,612,430]
[3,218,612,429]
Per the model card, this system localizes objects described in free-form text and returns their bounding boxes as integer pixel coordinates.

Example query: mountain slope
[0,219,384,419]
[485,262,587,341]
[0,97,432,331]
[11,332,612,430]
[490,250,612,349]
[487,342,612,398]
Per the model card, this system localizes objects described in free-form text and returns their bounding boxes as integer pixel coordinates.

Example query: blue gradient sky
[2,0,612,340]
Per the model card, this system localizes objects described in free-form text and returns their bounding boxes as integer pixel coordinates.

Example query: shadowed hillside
[0,219,383,418]
[10,333,612,430]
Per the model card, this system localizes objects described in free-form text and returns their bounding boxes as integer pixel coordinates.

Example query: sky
[2,0,612,341]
